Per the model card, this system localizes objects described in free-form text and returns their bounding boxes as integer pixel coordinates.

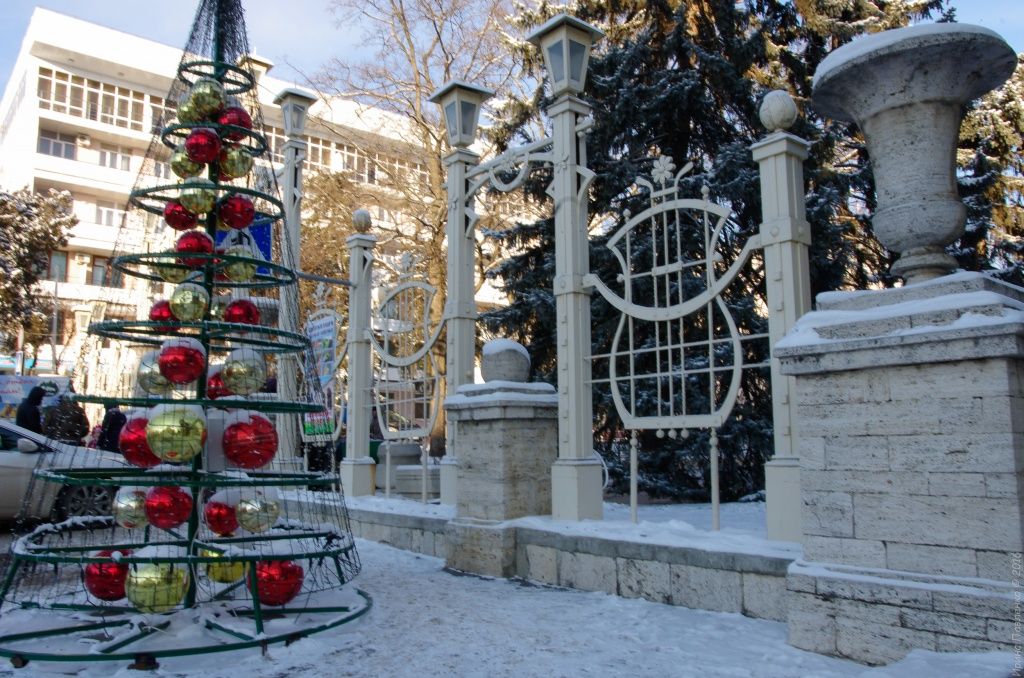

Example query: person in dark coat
[96,403,127,453]
[15,386,46,434]
[43,395,90,445]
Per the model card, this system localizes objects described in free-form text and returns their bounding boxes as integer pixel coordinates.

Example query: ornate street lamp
[274,87,317,137]
[526,14,604,97]
[429,81,494,149]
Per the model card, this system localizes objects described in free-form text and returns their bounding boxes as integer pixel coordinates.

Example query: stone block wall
[795,357,1022,578]
[515,528,791,621]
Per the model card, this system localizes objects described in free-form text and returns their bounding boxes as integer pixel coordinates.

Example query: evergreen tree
[481,0,1020,501]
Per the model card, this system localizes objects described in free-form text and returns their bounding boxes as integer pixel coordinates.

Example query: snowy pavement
[0,536,1012,677]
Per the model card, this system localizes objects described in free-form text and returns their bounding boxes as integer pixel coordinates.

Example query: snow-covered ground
[0,535,1011,677]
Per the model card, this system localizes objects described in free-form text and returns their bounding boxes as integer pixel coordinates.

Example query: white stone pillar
[273,89,315,467]
[548,95,602,521]
[750,92,812,542]
[440,148,481,506]
[340,214,376,497]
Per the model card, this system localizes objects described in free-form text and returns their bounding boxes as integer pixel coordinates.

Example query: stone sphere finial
[481,339,530,383]
[760,90,799,132]
[352,209,372,233]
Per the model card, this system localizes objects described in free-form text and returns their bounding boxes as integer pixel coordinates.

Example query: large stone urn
[812,24,1016,284]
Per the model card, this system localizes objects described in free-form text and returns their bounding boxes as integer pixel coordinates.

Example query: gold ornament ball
[112,488,148,529]
[153,256,188,284]
[146,407,207,463]
[220,245,257,283]
[170,146,203,179]
[169,283,209,322]
[219,146,253,179]
[176,98,201,124]
[125,563,189,614]
[201,549,245,583]
[188,77,226,118]
[137,350,172,395]
[222,353,266,395]
[179,179,217,214]
[236,497,280,533]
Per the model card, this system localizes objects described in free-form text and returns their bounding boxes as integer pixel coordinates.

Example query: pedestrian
[96,403,127,453]
[15,386,46,434]
[43,394,90,445]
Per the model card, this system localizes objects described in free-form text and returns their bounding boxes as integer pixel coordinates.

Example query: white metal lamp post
[526,14,604,521]
[274,86,318,468]
[429,81,494,505]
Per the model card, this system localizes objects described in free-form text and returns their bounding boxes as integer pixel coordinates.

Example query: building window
[151,158,171,180]
[98,144,131,171]
[37,129,76,160]
[266,126,286,163]
[305,135,333,171]
[95,201,126,227]
[88,256,109,286]
[38,67,146,132]
[46,251,68,282]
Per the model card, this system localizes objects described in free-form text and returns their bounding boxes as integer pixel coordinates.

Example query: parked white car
[0,420,128,521]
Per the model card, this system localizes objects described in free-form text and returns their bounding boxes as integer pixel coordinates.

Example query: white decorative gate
[587,157,770,526]
[369,254,444,501]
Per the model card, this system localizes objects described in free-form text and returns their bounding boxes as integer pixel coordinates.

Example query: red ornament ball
[204,500,239,536]
[119,417,161,468]
[83,549,131,601]
[158,344,205,384]
[206,370,233,400]
[252,560,304,606]
[184,127,222,164]
[144,486,193,530]
[217,106,253,141]
[223,414,278,469]
[218,194,255,230]
[175,230,215,268]
[148,300,175,332]
[223,299,261,326]
[163,200,198,231]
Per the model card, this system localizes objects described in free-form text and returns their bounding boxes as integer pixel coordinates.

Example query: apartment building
[0,8,445,377]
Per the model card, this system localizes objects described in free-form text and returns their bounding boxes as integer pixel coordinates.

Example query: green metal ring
[128,183,284,222]
[87,318,311,353]
[177,59,256,94]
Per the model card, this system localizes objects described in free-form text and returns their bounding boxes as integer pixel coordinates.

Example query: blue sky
[0,1,1021,99]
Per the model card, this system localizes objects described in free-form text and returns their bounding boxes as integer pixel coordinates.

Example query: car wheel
[54,485,113,521]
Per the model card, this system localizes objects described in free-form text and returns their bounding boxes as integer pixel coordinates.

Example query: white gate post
[440,146,481,505]
[750,92,812,542]
[340,210,377,496]
[274,88,317,468]
[428,81,493,506]
[526,15,605,521]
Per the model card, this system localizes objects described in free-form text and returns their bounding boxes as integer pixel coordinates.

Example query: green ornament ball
[179,178,217,214]
[188,77,226,118]
[170,145,203,179]
[219,146,253,179]
[176,99,202,124]
[220,245,257,283]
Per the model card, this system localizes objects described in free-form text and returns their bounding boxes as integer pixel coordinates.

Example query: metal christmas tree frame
[0,0,368,668]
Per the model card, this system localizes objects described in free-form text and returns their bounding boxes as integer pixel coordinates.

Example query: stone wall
[293,495,794,623]
[777,275,1024,665]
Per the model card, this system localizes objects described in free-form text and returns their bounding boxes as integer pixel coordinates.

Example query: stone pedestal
[443,340,558,577]
[777,273,1024,665]
[339,457,375,498]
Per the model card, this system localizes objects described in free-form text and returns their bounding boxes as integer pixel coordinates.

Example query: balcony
[37,279,146,309]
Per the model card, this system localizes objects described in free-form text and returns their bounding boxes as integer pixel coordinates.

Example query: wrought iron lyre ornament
[587,156,767,433]
[369,263,444,442]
